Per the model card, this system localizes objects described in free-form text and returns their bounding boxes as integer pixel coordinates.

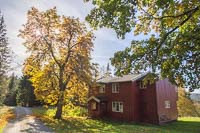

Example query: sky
[0,0,199,93]
[0,0,137,76]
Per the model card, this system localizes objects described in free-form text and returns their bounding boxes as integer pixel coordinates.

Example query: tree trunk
[54,91,64,119]
[54,68,66,119]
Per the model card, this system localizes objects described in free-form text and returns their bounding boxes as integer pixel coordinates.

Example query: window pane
[112,102,123,112]
[116,103,119,111]
[91,102,96,110]
[165,100,170,108]
[112,84,114,92]
[113,102,115,107]
[112,102,116,111]
[112,83,120,93]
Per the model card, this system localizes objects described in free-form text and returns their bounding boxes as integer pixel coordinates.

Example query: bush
[33,105,88,118]
[63,105,88,117]
[194,103,200,116]
[177,88,199,117]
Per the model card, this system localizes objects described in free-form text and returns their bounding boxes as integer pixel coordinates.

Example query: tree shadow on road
[20,117,54,133]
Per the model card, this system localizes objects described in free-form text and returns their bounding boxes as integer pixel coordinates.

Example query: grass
[0,106,15,133]
[32,107,200,133]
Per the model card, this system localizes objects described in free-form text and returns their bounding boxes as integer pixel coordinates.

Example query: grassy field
[0,106,15,133]
[32,107,200,133]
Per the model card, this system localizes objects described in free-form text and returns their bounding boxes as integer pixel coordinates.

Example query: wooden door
[140,90,149,122]
[100,102,107,116]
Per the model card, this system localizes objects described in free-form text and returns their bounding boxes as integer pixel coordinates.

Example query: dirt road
[3,107,54,133]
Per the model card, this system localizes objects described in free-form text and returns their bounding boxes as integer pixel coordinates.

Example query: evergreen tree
[0,11,11,104]
[8,73,15,90]
[16,75,38,107]
[3,74,17,106]
[98,63,112,78]
[105,63,112,77]
[0,75,9,105]
[0,10,10,79]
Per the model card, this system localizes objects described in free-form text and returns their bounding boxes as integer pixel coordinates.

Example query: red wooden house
[88,73,178,125]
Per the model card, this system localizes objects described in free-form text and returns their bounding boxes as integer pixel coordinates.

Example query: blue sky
[1,0,199,93]
[0,0,139,76]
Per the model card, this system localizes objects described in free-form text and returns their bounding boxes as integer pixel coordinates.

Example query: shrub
[63,105,88,117]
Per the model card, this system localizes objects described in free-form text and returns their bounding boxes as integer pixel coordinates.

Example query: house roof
[88,96,108,103]
[88,96,100,103]
[97,72,148,83]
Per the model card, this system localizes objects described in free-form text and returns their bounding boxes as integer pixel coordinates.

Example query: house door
[100,102,107,116]
[140,100,149,122]
[140,90,149,122]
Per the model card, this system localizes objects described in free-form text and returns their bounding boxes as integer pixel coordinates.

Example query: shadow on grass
[32,107,200,133]
[156,120,200,133]
[41,117,200,133]
[39,116,128,133]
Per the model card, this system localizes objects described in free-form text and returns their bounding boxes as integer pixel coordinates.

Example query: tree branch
[156,6,199,51]
[43,37,61,68]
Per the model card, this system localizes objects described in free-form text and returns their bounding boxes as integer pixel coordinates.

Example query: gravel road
[3,107,54,133]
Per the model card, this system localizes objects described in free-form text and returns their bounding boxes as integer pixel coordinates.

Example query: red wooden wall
[88,78,178,124]
[156,79,178,124]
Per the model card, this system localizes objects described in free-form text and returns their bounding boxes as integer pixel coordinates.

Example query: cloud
[0,0,132,76]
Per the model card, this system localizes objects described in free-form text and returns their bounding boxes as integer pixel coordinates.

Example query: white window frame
[112,83,119,93]
[112,101,123,112]
[139,81,147,89]
[165,100,171,109]
[99,84,105,93]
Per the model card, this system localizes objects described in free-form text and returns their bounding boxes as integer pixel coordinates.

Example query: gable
[88,96,100,103]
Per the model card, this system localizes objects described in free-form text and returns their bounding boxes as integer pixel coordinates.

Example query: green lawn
[32,107,200,133]
[0,106,15,133]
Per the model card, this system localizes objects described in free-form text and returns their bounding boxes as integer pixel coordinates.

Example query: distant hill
[190,93,200,103]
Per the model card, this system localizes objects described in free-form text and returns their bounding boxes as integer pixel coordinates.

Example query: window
[112,83,119,93]
[165,100,170,108]
[139,81,147,89]
[91,101,97,110]
[99,84,105,93]
[112,102,123,112]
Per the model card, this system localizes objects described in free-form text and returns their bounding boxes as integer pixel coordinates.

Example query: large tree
[85,0,200,91]
[20,7,94,119]
[0,10,11,80]
[0,11,12,105]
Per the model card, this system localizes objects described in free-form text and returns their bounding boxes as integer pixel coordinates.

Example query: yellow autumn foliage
[20,7,94,118]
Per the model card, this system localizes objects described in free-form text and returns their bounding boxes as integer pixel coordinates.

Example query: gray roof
[97,72,148,83]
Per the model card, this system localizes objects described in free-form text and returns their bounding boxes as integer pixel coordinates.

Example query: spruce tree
[0,10,11,104]
[3,74,17,106]
[0,10,10,79]
[16,75,38,107]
